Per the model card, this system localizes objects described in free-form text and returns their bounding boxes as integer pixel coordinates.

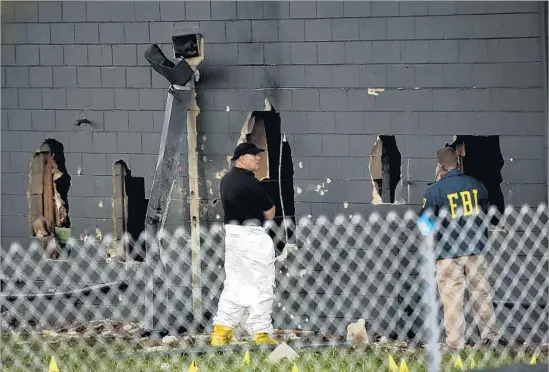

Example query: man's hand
[263,206,276,220]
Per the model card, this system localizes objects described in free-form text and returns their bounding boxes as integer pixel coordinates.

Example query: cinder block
[1,2,15,23]
[305,19,331,41]
[214,89,239,110]
[290,134,322,156]
[149,22,174,43]
[359,65,386,87]
[101,67,126,88]
[399,2,427,16]
[31,110,56,131]
[124,23,150,44]
[95,175,112,197]
[503,62,542,88]
[112,45,137,66]
[415,64,444,87]
[335,112,364,133]
[443,64,473,87]
[186,2,211,20]
[371,1,399,16]
[14,1,39,22]
[278,19,305,42]
[290,1,316,18]
[38,1,62,22]
[5,67,29,88]
[427,2,456,15]
[336,157,369,180]
[90,89,115,110]
[70,175,98,196]
[343,2,371,17]
[2,45,16,66]
[39,45,63,66]
[2,88,19,109]
[86,1,106,22]
[305,66,332,88]
[135,2,160,22]
[104,111,129,132]
[346,89,375,111]
[472,63,503,87]
[386,65,414,88]
[320,89,347,111]
[386,17,414,40]
[316,1,343,18]
[292,89,320,111]
[114,89,139,110]
[52,67,76,87]
[64,45,88,66]
[413,16,442,39]
[252,20,278,42]
[211,1,236,20]
[67,132,93,153]
[430,40,458,63]
[7,110,32,131]
[99,23,124,44]
[290,42,317,64]
[238,43,263,65]
[138,89,165,110]
[490,88,543,112]
[20,131,46,152]
[74,23,99,44]
[458,39,488,63]
[198,111,229,133]
[332,18,359,41]
[317,42,345,64]
[29,67,53,88]
[400,40,429,63]
[50,23,75,44]
[472,14,503,39]
[486,1,540,13]
[198,21,225,43]
[443,15,473,39]
[262,1,288,19]
[18,88,43,109]
[93,132,118,154]
[457,1,487,14]
[26,24,51,44]
[488,38,540,63]
[159,2,185,21]
[77,67,101,88]
[502,13,540,38]
[128,111,155,133]
[61,2,86,21]
[251,65,279,88]
[88,45,113,66]
[81,154,107,175]
[390,112,420,135]
[105,2,135,22]
[65,88,90,109]
[332,65,360,88]
[225,20,251,42]
[344,41,372,64]
[141,132,161,154]
[2,24,26,45]
[374,89,406,111]
[0,131,21,152]
[16,45,40,66]
[263,42,289,65]
[372,41,400,63]
[418,112,448,135]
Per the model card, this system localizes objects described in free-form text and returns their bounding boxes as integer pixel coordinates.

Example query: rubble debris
[28,139,71,259]
[162,335,178,345]
[346,319,369,345]
[369,135,402,204]
[267,342,298,363]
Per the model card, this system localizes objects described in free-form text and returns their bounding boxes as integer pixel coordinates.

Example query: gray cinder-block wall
[1,1,548,339]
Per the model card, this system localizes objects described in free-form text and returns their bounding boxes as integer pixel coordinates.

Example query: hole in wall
[369,135,402,204]
[28,139,71,259]
[239,101,296,255]
[446,135,505,223]
[112,160,147,262]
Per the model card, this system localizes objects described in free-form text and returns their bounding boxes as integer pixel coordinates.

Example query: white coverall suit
[213,224,276,335]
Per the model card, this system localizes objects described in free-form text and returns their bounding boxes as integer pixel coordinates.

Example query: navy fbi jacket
[419,169,490,260]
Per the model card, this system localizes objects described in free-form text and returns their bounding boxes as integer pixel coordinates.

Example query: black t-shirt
[220,167,274,225]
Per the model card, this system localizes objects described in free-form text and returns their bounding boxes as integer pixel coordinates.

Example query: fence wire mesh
[1,204,547,371]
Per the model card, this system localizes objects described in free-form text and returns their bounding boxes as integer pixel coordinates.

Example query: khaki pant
[436,255,499,349]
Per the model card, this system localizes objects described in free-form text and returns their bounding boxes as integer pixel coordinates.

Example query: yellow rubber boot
[211,325,234,346]
[253,333,278,345]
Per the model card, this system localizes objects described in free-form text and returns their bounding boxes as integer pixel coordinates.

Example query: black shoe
[482,338,509,349]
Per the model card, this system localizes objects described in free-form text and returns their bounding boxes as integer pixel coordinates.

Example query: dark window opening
[112,160,147,262]
[369,135,402,204]
[447,135,505,219]
[28,139,71,259]
[245,106,295,255]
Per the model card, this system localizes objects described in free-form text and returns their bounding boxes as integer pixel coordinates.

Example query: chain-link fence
[1,204,547,371]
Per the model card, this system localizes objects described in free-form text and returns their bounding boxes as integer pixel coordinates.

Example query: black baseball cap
[231,142,264,160]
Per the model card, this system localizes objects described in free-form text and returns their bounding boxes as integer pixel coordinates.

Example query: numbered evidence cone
[49,356,60,372]
[242,351,251,366]
[188,360,199,372]
[469,358,477,369]
[530,355,537,365]
[399,359,409,372]
[291,363,299,372]
[454,355,464,370]
[388,355,399,372]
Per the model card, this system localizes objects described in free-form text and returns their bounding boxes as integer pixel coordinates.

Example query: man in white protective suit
[210,142,278,346]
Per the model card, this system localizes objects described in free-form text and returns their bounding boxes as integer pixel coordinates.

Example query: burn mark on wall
[28,139,71,259]
[447,135,505,219]
[238,101,296,255]
[369,135,402,204]
[112,160,147,262]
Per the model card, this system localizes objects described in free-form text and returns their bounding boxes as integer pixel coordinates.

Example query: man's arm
[252,180,276,219]
[419,187,438,217]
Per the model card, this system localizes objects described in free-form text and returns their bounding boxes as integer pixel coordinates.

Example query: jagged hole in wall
[447,135,505,223]
[245,107,295,255]
[28,139,71,259]
[112,160,147,262]
[369,135,402,204]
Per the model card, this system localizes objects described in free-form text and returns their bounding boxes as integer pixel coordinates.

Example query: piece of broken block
[346,319,369,345]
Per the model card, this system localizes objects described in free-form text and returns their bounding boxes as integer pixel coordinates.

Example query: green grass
[0,332,546,372]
